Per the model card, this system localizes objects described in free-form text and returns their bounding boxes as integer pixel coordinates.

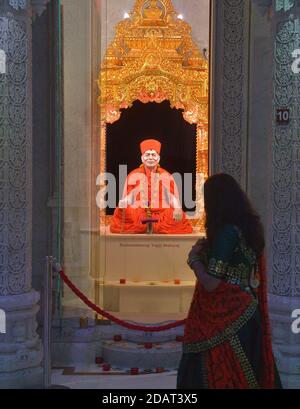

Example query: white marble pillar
[61,0,95,312]
[210,0,251,186]
[0,0,49,389]
[252,0,300,389]
[212,0,300,389]
[267,2,300,389]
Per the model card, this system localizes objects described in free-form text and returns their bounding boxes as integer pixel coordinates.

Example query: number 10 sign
[276,109,290,125]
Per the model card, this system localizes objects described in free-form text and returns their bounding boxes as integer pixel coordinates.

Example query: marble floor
[51,368,177,389]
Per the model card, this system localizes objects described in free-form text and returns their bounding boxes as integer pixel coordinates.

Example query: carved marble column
[0,0,49,389]
[212,0,300,388]
[267,2,300,389]
[210,0,251,187]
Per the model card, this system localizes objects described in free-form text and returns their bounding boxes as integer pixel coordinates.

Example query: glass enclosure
[57,0,211,323]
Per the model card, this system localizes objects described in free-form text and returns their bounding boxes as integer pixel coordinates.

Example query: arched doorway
[98,0,209,231]
[106,100,197,215]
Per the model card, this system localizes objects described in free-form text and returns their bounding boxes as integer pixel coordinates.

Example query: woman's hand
[188,238,208,260]
[192,260,221,292]
[187,238,220,292]
[194,237,208,250]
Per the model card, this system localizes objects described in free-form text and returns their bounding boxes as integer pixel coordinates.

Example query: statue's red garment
[110,165,193,234]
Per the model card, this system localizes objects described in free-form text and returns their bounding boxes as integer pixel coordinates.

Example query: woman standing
[177,174,282,389]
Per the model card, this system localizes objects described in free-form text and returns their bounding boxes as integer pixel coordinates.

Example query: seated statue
[110,139,193,234]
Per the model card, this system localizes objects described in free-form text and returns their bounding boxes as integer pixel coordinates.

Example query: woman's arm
[187,225,239,291]
[190,259,221,292]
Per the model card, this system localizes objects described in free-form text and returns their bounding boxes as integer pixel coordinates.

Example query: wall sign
[276,108,290,125]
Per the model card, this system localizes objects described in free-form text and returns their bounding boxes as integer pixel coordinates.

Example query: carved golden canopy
[98,0,209,125]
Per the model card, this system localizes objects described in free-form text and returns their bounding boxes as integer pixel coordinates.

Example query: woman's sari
[177,225,282,389]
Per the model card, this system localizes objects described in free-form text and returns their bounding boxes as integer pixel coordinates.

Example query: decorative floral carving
[0,15,31,296]
[7,0,50,17]
[212,0,249,184]
[272,16,300,296]
[275,0,295,12]
[8,0,27,10]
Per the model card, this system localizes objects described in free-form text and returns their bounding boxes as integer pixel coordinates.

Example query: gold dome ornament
[143,0,164,20]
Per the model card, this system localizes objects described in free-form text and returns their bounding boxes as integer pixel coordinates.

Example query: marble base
[0,290,43,389]
[52,317,101,366]
[102,340,182,370]
[52,341,101,367]
[0,367,43,390]
[51,313,184,369]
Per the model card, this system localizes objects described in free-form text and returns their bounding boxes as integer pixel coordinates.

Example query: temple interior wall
[27,0,300,388]
[2,0,299,389]
[210,1,300,388]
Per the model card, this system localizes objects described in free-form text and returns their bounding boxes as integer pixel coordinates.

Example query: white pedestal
[101,233,198,281]
[98,280,195,313]
[96,233,201,314]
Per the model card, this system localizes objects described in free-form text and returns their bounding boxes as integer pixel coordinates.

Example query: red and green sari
[177,225,282,389]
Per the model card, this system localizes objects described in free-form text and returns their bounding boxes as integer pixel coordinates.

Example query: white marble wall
[61,0,94,308]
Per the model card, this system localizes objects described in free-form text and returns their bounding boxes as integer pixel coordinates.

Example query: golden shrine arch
[98,0,209,229]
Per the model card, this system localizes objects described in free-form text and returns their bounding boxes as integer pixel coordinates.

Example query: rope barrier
[59,269,187,332]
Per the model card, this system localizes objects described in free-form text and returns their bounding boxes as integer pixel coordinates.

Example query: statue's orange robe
[110,166,193,234]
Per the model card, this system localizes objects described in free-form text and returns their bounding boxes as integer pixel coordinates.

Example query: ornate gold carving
[98,0,209,228]
[143,0,164,21]
[98,0,208,127]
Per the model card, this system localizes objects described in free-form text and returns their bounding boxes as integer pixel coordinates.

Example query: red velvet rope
[59,270,186,332]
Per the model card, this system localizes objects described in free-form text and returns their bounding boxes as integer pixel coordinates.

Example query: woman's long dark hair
[204,174,265,257]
